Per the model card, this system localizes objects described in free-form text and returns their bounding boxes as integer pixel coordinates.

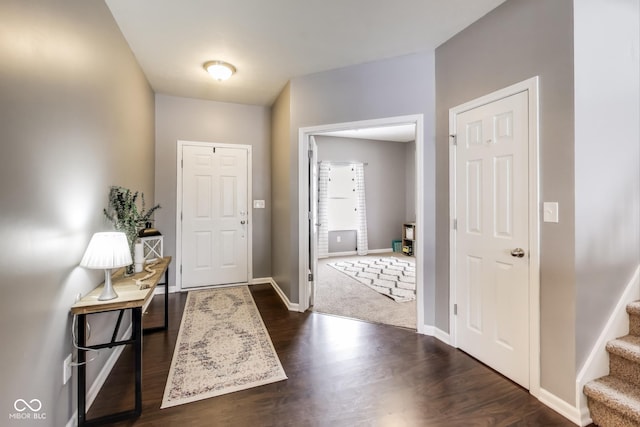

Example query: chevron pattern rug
[328,257,415,302]
[161,286,287,408]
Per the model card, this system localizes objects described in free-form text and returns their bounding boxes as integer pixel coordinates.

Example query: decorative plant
[103,186,161,271]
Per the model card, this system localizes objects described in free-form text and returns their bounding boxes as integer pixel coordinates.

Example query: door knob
[240,220,246,225]
[510,248,525,258]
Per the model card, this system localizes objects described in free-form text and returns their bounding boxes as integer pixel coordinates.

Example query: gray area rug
[161,286,287,408]
[328,257,416,302]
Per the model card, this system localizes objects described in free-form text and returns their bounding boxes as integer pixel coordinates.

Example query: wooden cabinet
[402,222,416,256]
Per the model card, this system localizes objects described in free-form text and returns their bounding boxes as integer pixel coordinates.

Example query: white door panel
[455,91,530,388]
[182,145,248,288]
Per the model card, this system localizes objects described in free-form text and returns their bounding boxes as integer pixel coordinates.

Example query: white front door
[181,144,249,288]
[454,91,530,388]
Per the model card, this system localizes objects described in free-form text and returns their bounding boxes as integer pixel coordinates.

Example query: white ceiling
[105,0,507,107]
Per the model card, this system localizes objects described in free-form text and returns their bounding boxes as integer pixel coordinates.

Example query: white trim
[448,77,541,395]
[325,248,395,258]
[175,140,253,292]
[369,247,394,254]
[434,328,451,345]
[153,285,178,295]
[269,278,300,312]
[67,324,133,427]
[575,264,640,425]
[298,114,425,333]
[537,388,583,426]
[251,277,274,285]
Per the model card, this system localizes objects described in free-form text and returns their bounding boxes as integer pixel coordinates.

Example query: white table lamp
[80,232,132,301]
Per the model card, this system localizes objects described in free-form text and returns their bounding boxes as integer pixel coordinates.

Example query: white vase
[134,242,144,273]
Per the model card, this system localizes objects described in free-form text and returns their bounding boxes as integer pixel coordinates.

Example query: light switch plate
[253,200,265,209]
[543,202,559,223]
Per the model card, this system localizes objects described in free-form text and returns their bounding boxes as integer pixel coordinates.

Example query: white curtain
[317,162,330,258]
[354,163,368,255]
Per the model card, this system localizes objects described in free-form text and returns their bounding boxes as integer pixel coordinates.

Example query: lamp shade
[80,232,132,269]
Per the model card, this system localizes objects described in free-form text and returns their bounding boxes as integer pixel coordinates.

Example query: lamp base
[98,268,119,301]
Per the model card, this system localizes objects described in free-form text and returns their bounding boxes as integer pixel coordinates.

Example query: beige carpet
[161,286,287,408]
[314,253,416,329]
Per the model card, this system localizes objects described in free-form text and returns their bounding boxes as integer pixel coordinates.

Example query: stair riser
[610,354,640,388]
[630,313,640,336]
[588,399,639,427]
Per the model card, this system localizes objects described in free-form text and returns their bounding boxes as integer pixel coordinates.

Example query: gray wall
[0,0,155,425]
[315,135,414,251]
[574,0,640,369]
[154,95,272,281]
[436,0,575,403]
[270,82,294,297]
[271,52,436,320]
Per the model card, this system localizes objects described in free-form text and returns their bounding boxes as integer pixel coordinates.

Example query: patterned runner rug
[161,286,287,408]
[328,257,416,302]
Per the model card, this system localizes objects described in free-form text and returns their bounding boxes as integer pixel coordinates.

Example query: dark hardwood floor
[86,284,578,426]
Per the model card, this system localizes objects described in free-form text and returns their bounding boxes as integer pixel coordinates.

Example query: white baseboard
[575,264,640,425]
[153,285,178,295]
[327,248,395,258]
[368,248,394,254]
[434,328,451,345]
[420,324,434,336]
[66,324,133,427]
[268,278,300,312]
[538,388,582,426]
[251,277,273,285]
[327,250,357,257]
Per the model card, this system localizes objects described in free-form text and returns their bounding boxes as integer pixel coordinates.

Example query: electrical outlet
[336,235,341,243]
[63,354,72,385]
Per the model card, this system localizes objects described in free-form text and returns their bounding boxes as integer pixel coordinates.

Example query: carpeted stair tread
[606,335,640,364]
[584,376,640,423]
[627,301,640,316]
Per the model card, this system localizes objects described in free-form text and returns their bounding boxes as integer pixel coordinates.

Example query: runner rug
[161,286,287,408]
[328,257,416,302]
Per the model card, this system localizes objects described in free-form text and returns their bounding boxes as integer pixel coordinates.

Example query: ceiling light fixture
[203,60,236,81]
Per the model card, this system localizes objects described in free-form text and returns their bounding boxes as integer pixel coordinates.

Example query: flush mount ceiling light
[203,60,236,81]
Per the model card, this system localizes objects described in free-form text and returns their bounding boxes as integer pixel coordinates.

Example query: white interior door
[454,91,530,388]
[308,136,318,307]
[181,144,249,288]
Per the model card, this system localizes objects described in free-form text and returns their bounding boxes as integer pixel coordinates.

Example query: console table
[70,256,171,426]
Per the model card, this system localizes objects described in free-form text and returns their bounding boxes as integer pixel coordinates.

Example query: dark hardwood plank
[86,284,581,426]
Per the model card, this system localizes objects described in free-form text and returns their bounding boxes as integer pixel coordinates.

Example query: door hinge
[454,304,458,315]
[180,264,182,274]
[450,134,457,146]
[213,147,216,153]
[181,212,183,221]
[308,273,314,282]
[181,159,183,168]
[453,218,457,230]
[308,149,313,159]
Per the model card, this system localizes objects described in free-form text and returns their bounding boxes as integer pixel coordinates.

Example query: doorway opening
[298,115,425,332]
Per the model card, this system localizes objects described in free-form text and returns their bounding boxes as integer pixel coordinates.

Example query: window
[327,165,357,231]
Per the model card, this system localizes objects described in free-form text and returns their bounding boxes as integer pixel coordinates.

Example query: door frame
[448,77,540,396]
[175,140,253,292]
[298,114,425,333]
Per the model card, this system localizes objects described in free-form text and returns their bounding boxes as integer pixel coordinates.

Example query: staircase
[584,301,640,426]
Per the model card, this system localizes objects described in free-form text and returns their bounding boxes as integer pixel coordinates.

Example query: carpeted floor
[313,252,416,329]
